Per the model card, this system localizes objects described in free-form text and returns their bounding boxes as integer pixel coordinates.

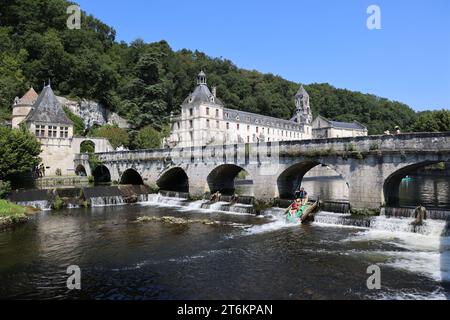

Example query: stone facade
[13,86,113,176]
[312,115,368,139]
[165,72,314,148]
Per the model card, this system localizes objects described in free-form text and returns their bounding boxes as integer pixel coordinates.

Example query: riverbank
[0,200,29,230]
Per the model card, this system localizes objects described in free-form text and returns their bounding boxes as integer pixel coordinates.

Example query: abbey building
[166,72,367,148]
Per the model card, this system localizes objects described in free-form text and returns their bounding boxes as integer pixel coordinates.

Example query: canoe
[285,200,320,224]
[300,200,320,224]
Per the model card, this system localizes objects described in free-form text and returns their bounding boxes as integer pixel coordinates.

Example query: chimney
[212,86,217,98]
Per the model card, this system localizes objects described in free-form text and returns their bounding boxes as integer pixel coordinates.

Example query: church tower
[294,85,313,138]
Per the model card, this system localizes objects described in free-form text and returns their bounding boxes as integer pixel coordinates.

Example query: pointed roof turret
[295,85,309,98]
[25,85,73,125]
[15,87,38,106]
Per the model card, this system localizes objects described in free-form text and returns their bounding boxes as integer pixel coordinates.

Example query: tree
[135,126,162,149]
[413,110,450,133]
[0,126,41,180]
[89,125,129,149]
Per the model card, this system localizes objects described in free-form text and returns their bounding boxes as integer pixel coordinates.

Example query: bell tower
[295,85,313,125]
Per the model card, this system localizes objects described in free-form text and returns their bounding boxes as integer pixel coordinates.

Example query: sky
[75,0,450,111]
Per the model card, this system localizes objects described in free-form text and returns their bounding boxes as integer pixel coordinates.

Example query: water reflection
[400,176,450,208]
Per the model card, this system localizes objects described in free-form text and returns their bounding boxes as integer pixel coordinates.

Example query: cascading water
[16,201,52,211]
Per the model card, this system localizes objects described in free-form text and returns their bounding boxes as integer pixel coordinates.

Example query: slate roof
[25,85,73,125]
[315,116,367,130]
[183,83,224,106]
[295,85,309,98]
[16,87,38,106]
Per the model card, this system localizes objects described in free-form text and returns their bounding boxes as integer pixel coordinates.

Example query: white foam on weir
[244,208,299,235]
[346,226,450,283]
[17,201,52,211]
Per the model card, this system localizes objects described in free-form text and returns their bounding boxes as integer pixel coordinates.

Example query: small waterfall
[314,212,370,228]
[312,211,450,237]
[91,196,127,207]
[383,207,450,221]
[144,194,188,207]
[142,194,256,215]
[16,201,52,211]
[370,216,449,237]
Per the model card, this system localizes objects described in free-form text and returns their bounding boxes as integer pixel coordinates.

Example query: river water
[0,193,449,300]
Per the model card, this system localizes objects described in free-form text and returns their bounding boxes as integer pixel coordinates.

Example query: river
[0,192,449,300]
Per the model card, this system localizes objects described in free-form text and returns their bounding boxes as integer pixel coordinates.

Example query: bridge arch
[384,160,448,207]
[120,169,144,185]
[75,164,87,177]
[157,167,189,193]
[277,161,348,200]
[92,165,111,185]
[207,164,254,196]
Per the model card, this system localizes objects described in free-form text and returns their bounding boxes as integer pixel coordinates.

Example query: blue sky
[75,0,450,111]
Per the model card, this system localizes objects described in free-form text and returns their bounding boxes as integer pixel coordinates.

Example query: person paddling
[296,187,308,205]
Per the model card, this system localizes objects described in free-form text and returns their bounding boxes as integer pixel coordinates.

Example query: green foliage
[0,181,12,199]
[80,140,95,154]
[0,126,41,180]
[412,110,450,133]
[0,200,26,217]
[52,196,64,210]
[0,0,444,138]
[63,106,85,136]
[88,154,103,172]
[89,125,129,149]
[135,126,162,149]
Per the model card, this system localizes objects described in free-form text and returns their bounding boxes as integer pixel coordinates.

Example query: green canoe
[285,200,320,224]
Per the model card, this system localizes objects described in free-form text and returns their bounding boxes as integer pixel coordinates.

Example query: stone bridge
[75,132,450,211]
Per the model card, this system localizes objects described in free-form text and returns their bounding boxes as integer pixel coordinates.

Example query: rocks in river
[136,216,218,226]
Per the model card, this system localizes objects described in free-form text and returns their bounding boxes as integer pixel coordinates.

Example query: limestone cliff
[56,96,130,130]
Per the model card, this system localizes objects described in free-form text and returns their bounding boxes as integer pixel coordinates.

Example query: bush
[89,125,129,149]
[55,168,62,176]
[0,180,12,199]
[52,197,65,210]
[135,126,162,149]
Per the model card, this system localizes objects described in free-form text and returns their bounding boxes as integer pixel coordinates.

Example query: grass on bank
[0,200,26,218]
[0,200,31,229]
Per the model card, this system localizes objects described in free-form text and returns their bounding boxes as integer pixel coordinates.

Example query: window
[206,119,210,128]
[177,122,180,130]
[189,120,193,129]
[216,121,220,129]
[35,125,45,137]
[190,132,194,141]
[226,123,230,130]
[237,124,240,131]
[60,127,69,138]
[216,109,219,117]
[256,127,259,133]
[247,136,250,143]
[189,108,193,117]
[247,125,250,131]
[48,126,57,138]
[206,107,210,116]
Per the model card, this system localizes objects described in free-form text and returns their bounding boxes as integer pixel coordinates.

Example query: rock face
[57,96,130,130]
